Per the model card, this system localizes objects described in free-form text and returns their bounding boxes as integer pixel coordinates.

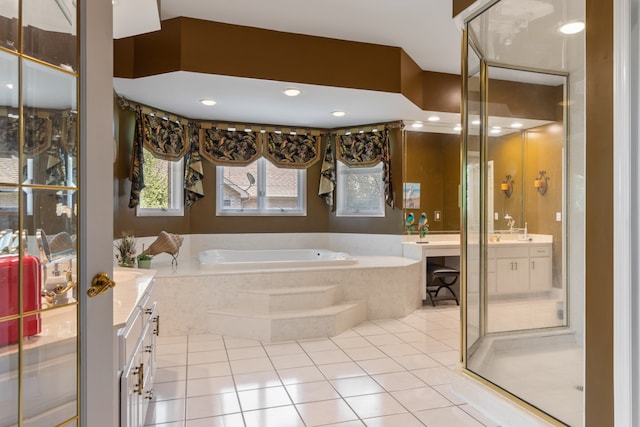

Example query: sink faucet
[504,214,515,232]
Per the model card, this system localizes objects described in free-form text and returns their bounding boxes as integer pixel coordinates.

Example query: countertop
[112,267,156,329]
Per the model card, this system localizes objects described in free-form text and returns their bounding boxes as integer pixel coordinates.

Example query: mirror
[403,130,461,233]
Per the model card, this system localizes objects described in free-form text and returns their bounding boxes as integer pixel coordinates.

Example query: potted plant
[115,232,136,267]
[137,253,153,269]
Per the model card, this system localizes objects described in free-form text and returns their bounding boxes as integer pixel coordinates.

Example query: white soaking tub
[198,248,358,271]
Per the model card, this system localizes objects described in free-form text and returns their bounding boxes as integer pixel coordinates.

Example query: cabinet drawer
[119,308,142,368]
[495,246,529,259]
[530,246,551,257]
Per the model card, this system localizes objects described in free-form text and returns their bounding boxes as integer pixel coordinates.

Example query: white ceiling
[112,0,466,130]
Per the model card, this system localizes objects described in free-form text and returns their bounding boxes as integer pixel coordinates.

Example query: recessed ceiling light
[332,111,346,117]
[559,21,585,35]
[200,99,216,106]
[427,115,440,122]
[472,119,481,125]
[411,121,424,128]
[490,128,501,134]
[5,83,13,89]
[511,122,523,128]
[454,125,462,132]
[283,88,301,97]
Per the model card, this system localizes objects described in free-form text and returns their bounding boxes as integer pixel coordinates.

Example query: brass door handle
[87,272,116,297]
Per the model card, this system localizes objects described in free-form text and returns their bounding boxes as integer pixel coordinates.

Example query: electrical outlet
[494,212,499,220]
[434,211,441,221]
[556,212,562,222]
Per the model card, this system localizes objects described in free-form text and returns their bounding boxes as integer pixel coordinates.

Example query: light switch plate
[494,212,499,220]
[556,212,562,221]
[434,211,441,221]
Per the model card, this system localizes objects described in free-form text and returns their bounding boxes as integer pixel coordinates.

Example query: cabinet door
[120,343,144,427]
[496,258,529,294]
[530,256,552,291]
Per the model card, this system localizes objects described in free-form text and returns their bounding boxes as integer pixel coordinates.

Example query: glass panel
[22,305,78,426]
[22,0,77,70]
[22,58,77,188]
[0,328,19,426]
[219,161,258,210]
[265,160,300,210]
[23,188,77,311]
[464,43,482,362]
[0,0,18,52]
[0,50,19,184]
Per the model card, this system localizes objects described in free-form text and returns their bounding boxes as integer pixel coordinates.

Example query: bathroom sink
[113,269,144,283]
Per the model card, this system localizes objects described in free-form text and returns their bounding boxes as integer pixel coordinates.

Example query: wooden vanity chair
[425,262,460,307]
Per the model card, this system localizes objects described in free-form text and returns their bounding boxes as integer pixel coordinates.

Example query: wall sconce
[534,170,549,195]
[501,174,514,197]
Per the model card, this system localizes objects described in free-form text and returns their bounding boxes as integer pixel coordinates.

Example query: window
[336,160,385,217]
[217,157,306,216]
[136,148,184,216]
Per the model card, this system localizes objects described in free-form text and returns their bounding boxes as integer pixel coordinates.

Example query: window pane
[140,150,170,209]
[337,161,384,216]
[265,160,299,209]
[220,161,257,210]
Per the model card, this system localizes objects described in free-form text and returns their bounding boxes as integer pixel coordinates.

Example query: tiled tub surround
[136,234,424,340]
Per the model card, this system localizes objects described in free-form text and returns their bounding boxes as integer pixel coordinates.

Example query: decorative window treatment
[318,135,336,210]
[265,133,321,169]
[0,111,19,155]
[199,127,262,166]
[142,112,189,160]
[381,128,394,208]
[128,107,145,208]
[184,123,205,207]
[24,113,52,156]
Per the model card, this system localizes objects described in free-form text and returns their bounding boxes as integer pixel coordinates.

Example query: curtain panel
[128,107,146,208]
[142,113,189,160]
[318,135,336,210]
[199,127,262,166]
[264,133,321,169]
[184,123,205,207]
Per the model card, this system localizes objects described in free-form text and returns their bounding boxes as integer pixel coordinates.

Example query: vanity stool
[425,263,460,307]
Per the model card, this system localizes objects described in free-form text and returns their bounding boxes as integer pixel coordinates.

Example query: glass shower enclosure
[461,1,585,425]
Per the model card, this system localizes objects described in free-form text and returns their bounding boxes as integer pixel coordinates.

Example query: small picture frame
[403,182,420,209]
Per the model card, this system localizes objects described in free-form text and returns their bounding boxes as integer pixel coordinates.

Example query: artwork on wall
[403,182,420,209]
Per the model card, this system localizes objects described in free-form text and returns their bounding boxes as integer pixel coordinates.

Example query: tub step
[235,285,338,313]
[208,301,366,343]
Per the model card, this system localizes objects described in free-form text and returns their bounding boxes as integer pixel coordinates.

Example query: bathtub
[198,248,358,271]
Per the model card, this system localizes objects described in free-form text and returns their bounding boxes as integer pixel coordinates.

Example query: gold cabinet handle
[153,315,160,336]
[134,363,144,395]
[87,272,116,298]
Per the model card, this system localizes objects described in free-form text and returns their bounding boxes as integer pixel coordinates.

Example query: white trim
[613,0,636,425]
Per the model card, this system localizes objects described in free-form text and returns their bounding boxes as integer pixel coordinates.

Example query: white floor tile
[230,357,274,374]
[411,366,454,386]
[393,353,440,370]
[433,383,466,405]
[428,350,460,366]
[458,404,501,427]
[295,399,358,426]
[156,366,188,384]
[224,337,262,349]
[371,371,427,392]
[365,334,404,346]
[331,336,371,349]
[188,333,223,343]
[318,362,368,380]
[307,349,351,365]
[328,421,366,427]
[237,385,292,411]
[146,399,186,424]
[299,338,340,352]
[331,376,385,397]
[156,353,188,368]
[357,358,406,375]
[227,346,267,361]
[264,342,304,356]
[352,322,388,336]
[376,343,422,358]
[188,339,225,353]
[156,343,188,355]
[185,393,240,419]
[234,370,282,391]
[185,413,244,427]
[278,366,326,385]
[363,412,425,427]
[270,353,314,369]
[186,376,235,397]
[187,362,232,380]
[344,392,407,419]
[390,386,452,412]
[414,405,485,427]
[187,349,228,365]
[285,380,340,404]
[157,335,188,345]
[244,405,305,427]
[342,346,387,361]
[154,380,187,402]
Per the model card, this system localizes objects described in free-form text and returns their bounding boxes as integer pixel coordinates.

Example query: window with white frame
[336,160,385,217]
[217,157,306,216]
[136,148,184,216]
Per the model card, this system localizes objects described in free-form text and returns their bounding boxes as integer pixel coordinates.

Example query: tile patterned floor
[145,304,500,427]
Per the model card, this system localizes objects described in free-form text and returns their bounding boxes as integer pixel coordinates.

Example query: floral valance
[185,123,205,207]
[265,133,321,169]
[24,114,52,157]
[199,128,262,166]
[142,113,189,160]
[336,130,385,167]
[0,110,18,155]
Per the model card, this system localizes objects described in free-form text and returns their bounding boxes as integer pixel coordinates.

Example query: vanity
[403,234,553,299]
[113,268,159,427]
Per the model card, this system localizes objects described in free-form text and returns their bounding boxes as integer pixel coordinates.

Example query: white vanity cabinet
[114,272,158,427]
[493,244,552,294]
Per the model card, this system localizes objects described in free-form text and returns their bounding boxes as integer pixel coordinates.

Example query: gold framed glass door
[0,0,79,425]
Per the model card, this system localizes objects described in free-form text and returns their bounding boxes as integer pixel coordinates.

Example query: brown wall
[404,131,461,232]
[114,108,404,237]
[453,0,477,17]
